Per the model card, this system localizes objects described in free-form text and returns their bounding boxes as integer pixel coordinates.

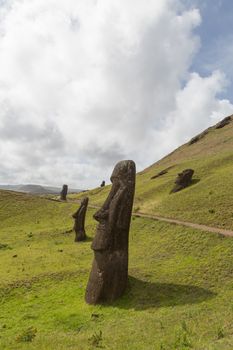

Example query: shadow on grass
[61,229,93,242]
[169,178,200,194]
[116,276,216,310]
[190,178,201,186]
[82,236,93,243]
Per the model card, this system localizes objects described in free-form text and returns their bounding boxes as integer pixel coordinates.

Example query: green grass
[1,190,233,349]
[73,119,233,230]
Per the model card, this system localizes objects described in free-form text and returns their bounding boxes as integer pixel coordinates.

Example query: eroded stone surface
[72,197,89,242]
[171,169,194,193]
[60,184,68,201]
[85,160,136,304]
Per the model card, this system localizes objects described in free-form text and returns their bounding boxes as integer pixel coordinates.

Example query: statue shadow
[115,276,216,310]
[85,236,93,242]
[74,236,93,243]
[170,179,200,194]
[190,178,200,187]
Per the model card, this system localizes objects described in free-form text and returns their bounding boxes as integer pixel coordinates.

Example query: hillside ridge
[73,113,233,230]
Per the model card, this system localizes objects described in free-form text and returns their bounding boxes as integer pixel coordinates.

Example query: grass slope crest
[75,113,233,230]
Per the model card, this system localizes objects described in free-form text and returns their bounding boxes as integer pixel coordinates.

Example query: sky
[0,0,232,189]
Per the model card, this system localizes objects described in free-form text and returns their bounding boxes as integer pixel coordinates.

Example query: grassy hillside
[1,190,233,349]
[73,114,233,230]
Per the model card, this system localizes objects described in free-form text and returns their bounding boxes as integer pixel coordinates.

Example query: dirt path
[133,212,233,237]
[66,199,233,237]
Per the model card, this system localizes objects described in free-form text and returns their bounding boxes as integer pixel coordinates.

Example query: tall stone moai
[85,160,136,304]
[60,184,68,201]
[100,180,105,187]
[72,197,89,242]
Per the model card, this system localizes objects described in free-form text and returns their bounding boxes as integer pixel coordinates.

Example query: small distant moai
[60,184,68,200]
[171,169,194,193]
[100,180,105,187]
[72,197,89,242]
[85,160,136,304]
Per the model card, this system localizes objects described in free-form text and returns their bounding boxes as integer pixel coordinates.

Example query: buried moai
[171,169,194,193]
[60,184,68,201]
[100,180,105,187]
[85,160,136,304]
[72,197,89,242]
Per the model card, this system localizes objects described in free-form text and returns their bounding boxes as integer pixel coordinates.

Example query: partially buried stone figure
[171,169,194,193]
[72,197,89,242]
[60,184,68,201]
[85,160,136,304]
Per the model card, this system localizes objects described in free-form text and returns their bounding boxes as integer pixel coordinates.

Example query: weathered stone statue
[85,160,136,304]
[100,180,105,187]
[60,184,68,200]
[171,169,194,193]
[72,197,89,242]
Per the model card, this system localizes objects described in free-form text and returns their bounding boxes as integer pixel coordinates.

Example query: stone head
[110,160,136,186]
[81,197,89,207]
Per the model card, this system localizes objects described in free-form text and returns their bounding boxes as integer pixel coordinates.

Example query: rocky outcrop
[215,116,232,129]
[189,130,209,145]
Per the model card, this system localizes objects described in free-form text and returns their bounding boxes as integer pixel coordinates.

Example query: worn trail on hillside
[67,199,233,238]
[133,212,233,237]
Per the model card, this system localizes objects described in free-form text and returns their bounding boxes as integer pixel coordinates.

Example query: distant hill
[0,184,82,194]
[74,114,233,230]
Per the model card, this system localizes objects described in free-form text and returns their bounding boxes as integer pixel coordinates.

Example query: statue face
[81,197,89,206]
[94,161,135,225]
[175,169,194,185]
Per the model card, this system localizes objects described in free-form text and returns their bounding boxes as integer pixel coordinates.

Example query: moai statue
[100,180,105,187]
[72,197,89,242]
[171,169,194,193]
[60,184,68,200]
[85,160,136,304]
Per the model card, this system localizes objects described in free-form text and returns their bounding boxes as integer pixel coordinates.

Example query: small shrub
[174,332,192,349]
[88,330,103,348]
[216,327,224,339]
[134,206,141,213]
[208,209,215,214]
[181,321,188,333]
[173,322,192,349]
[16,327,37,343]
[0,243,11,250]
[159,321,165,330]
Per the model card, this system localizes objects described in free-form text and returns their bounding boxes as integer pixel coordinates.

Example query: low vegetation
[1,190,233,349]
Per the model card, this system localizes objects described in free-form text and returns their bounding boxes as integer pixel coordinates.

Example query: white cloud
[0,0,232,188]
[156,70,233,153]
